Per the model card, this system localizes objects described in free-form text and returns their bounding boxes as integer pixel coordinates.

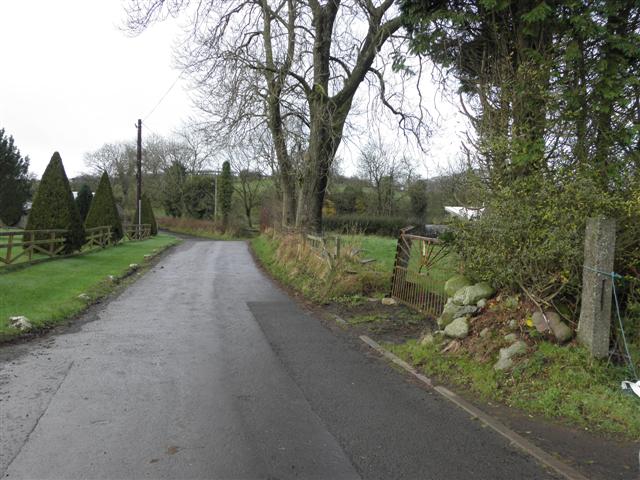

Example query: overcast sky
[0,1,464,180]
[0,0,193,178]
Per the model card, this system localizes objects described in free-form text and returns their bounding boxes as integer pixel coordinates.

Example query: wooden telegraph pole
[136,119,142,232]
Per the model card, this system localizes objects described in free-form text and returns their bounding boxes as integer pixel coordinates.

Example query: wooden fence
[305,234,341,261]
[1,224,150,267]
[0,229,68,265]
[124,224,152,241]
[85,226,113,249]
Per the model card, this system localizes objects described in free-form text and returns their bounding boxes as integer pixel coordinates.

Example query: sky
[0,0,193,178]
[0,1,465,180]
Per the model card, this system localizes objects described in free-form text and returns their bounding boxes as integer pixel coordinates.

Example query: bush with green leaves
[183,175,215,219]
[84,172,123,242]
[162,161,186,217]
[75,184,93,222]
[25,152,85,253]
[135,193,158,235]
[450,172,637,315]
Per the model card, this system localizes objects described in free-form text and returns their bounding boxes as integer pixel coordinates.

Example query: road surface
[0,239,558,479]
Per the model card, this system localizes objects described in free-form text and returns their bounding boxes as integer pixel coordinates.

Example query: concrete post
[578,217,616,358]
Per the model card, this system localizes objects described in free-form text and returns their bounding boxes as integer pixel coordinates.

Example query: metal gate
[390,226,449,317]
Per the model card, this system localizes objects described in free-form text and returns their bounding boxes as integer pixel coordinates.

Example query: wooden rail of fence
[84,226,113,249]
[0,229,68,265]
[123,224,151,241]
[1,225,125,266]
[304,234,341,263]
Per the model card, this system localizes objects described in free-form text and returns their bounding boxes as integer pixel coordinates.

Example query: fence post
[6,233,13,263]
[27,232,33,261]
[577,217,616,358]
[335,236,341,259]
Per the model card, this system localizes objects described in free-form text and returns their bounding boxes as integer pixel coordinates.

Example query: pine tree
[25,152,85,253]
[75,184,93,222]
[0,128,31,226]
[85,172,123,242]
[218,161,234,229]
[135,193,158,236]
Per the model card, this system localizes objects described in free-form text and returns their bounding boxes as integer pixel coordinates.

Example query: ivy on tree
[25,152,85,253]
[0,128,31,226]
[218,161,234,229]
[84,172,123,242]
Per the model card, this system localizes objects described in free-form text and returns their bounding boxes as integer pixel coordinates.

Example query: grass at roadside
[252,232,459,304]
[388,340,640,439]
[0,233,179,337]
[251,234,391,302]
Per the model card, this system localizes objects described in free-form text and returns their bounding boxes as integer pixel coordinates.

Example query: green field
[0,233,178,336]
[341,234,458,293]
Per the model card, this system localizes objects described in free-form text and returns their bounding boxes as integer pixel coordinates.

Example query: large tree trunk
[298,95,351,233]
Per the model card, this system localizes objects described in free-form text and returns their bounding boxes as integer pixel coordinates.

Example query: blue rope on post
[584,266,638,381]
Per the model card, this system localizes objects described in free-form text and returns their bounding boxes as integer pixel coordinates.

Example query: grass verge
[251,233,390,302]
[388,339,640,439]
[0,233,179,339]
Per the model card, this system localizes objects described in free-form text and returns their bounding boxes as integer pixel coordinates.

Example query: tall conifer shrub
[85,172,123,241]
[25,152,85,253]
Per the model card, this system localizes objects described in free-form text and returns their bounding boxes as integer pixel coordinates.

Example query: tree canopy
[126,0,429,232]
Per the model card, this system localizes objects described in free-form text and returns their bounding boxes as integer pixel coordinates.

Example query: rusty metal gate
[390,226,449,317]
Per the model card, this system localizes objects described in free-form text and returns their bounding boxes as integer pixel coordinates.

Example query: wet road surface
[0,240,558,479]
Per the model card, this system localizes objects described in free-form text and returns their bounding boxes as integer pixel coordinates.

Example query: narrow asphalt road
[0,239,559,479]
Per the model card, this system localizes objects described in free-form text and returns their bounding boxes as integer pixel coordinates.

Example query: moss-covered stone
[444,274,472,297]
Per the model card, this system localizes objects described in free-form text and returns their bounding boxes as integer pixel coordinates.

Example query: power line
[142,71,185,122]
[140,120,160,138]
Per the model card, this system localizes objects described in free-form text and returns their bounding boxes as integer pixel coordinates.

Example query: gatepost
[577,217,616,358]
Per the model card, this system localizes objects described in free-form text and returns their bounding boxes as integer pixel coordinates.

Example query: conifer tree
[75,184,93,222]
[0,128,31,226]
[25,152,84,253]
[85,172,123,242]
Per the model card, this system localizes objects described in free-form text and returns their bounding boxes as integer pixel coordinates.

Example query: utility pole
[136,119,142,229]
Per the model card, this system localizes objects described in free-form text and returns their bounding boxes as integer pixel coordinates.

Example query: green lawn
[0,234,178,336]
[341,234,459,291]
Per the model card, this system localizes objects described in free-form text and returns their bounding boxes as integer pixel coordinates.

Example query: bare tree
[84,142,136,206]
[174,126,214,174]
[125,0,428,231]
[357,135,413,216]
[226,145,265,229]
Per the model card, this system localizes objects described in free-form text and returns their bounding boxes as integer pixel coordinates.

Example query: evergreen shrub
[25,152,85,253]
[84,172,123,241]
[75,184,93,222]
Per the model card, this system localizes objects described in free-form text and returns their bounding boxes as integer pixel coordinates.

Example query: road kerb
[359,335,590,480]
